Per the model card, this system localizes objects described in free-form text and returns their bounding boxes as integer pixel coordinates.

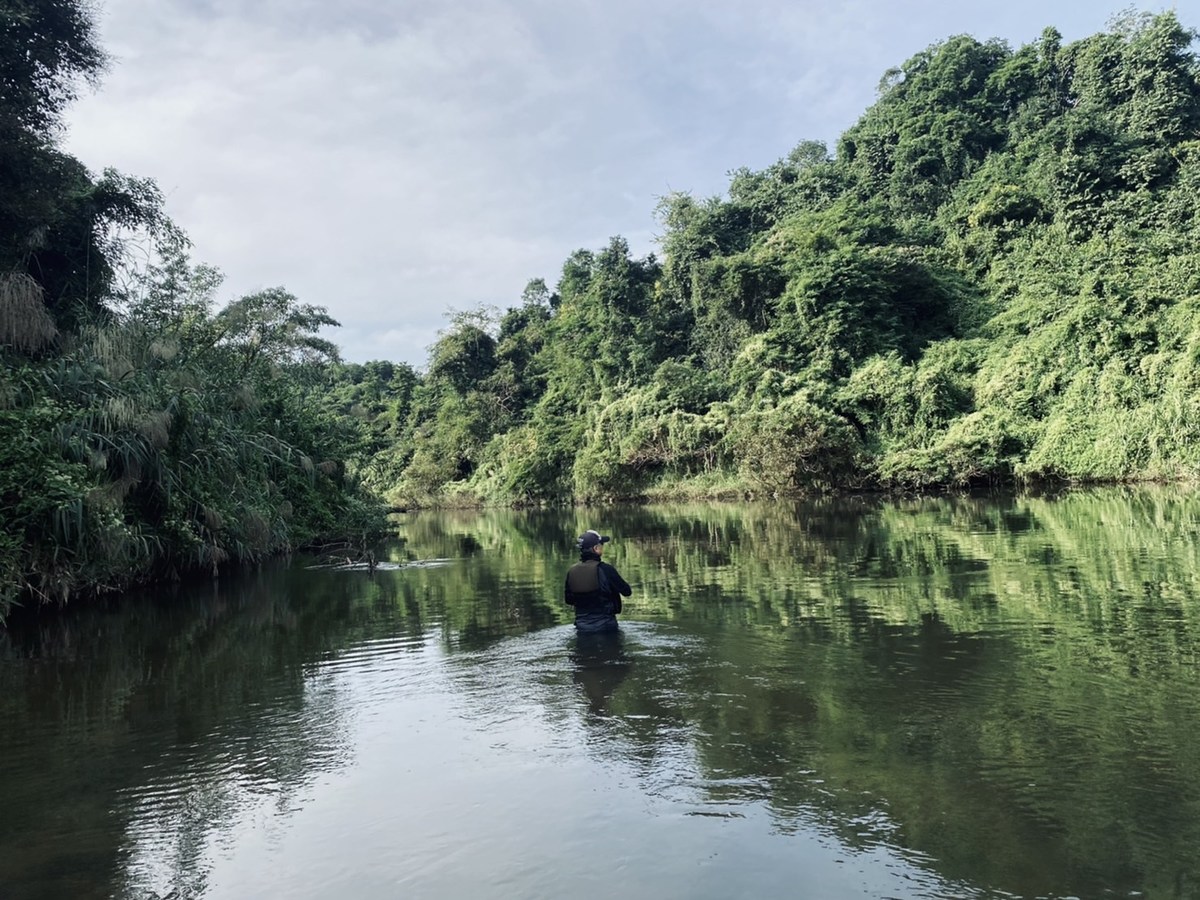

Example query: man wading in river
[565,530,632,633]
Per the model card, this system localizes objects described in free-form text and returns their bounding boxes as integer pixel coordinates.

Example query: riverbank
[387,467,1189,511]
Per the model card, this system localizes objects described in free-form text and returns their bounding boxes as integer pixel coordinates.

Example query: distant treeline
[1,1,384,615]
[323,11,1200,508]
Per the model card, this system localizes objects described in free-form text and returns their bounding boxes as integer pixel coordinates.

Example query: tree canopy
[335,11,1200,508]
[7,6,1200,614]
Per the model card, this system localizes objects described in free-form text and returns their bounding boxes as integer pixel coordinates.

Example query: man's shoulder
[599,560,628,580]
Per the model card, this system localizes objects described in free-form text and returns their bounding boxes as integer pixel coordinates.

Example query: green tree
[370,11,1200,506]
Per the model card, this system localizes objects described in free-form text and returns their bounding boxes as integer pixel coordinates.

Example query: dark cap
[577,529,611,550]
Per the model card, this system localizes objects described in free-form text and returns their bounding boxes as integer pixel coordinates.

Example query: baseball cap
[577,529,611,550]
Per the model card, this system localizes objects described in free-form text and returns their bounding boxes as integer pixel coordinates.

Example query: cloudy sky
[64,0,1186,366]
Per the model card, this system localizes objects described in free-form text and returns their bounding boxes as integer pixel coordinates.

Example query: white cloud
[65,0,1156,364]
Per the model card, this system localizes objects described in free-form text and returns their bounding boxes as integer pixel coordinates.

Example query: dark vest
[567,558,618,632]
[566,559,608,610]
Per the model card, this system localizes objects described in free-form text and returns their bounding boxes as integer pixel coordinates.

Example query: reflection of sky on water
[118,672,355,898]
[6,489,1200,899]
[116,622,983,900]
[306,557,456,572]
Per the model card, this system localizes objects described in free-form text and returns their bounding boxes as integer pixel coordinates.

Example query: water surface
[3,489,1200,898]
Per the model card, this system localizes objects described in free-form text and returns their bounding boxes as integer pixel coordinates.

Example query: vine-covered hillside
[6,9,1200,614]
[347,12,1200,506]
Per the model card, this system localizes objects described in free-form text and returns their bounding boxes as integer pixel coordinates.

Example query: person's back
[565,530,632,633]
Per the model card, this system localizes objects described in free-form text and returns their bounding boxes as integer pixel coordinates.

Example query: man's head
[577,529,610,553]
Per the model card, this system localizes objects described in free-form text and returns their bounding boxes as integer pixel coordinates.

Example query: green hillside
[5,7,1200,612]
[351,11,1200,506]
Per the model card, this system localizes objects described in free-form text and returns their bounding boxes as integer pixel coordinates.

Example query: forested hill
[5,9,1200,613]
[343,11,1200,507]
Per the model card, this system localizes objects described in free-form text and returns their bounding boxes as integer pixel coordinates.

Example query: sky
[63,0,1195,367]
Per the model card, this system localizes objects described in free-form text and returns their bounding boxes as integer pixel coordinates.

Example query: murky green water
[3,488,1200,899]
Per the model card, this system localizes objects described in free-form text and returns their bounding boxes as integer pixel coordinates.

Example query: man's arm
[564,573,575,605]
[597,564,623,615]
[602,563,632,596]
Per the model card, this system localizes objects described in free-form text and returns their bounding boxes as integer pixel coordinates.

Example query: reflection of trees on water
[0,568,417,900]
[411,487,1200,900]
[499,608,1195,899]
[4,487,1200,899]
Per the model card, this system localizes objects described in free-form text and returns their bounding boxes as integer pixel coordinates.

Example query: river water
[3,489,1200,899]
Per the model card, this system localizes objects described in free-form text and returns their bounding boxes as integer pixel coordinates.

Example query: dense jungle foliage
[6,7,1200,615]
[0,1,384,615]
[330,10,1200,509]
